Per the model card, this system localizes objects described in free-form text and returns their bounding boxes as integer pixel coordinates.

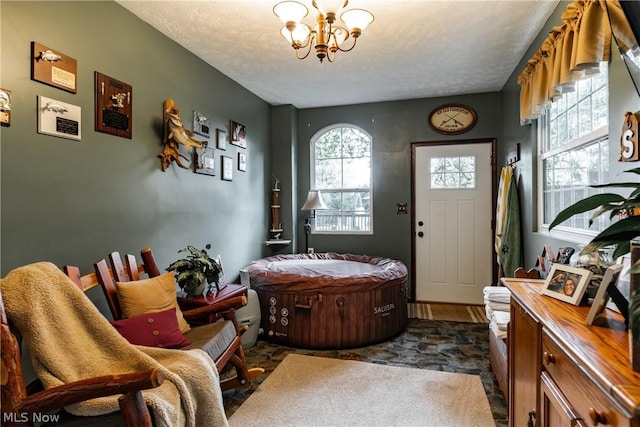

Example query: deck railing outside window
[315,211,370,232]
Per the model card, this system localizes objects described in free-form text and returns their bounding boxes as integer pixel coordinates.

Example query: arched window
[310,125,372,234]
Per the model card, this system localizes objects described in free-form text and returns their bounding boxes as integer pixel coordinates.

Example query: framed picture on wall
[193,111,211,138]
[193,146,215,176]
[222,155,233,181]
[542,264,592,305]
[238,152,247,172]
[230,120,246,148]
[216,128,227,150]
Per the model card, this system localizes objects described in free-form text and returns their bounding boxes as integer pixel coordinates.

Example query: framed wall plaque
[428,104,477,135]
[238,152,247,172]
[193,111,211,138]
[95,72,132,139]
[31,42,77,93]
[37,95,81,141]
[194,146,216,176]
[216,128,227,150]
[222,155,233,181]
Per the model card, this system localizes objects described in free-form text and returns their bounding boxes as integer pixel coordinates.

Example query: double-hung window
[310,125,372,234]
[539,63,609,241]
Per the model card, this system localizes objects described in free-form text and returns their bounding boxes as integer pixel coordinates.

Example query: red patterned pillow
[111,308,191,349]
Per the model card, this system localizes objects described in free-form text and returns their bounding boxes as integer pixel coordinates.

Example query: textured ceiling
[117,0,559,109]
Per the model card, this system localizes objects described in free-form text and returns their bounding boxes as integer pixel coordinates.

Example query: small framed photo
[230,120,246,148]
[193,145,215,176]
[213,254,227,291]
[542,264,592,305]
[586,264,624,325]
[0,88,12,126]
[216,128,227,150]
[222,155,233,181]
[238,152,247,172]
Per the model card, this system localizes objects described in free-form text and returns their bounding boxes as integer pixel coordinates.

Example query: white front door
[412,141,494,304]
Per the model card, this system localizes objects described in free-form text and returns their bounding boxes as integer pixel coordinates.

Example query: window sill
[537,226,596,246]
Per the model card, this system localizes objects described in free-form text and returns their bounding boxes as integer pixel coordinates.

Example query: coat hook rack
[506,143,520,166]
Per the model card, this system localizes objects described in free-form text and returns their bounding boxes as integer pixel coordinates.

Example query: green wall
[1,1,271,279]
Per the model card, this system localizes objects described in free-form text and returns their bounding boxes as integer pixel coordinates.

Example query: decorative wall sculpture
[159,99,204,171]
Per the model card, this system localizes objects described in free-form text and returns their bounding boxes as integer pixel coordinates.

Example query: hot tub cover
[244,252,408,293]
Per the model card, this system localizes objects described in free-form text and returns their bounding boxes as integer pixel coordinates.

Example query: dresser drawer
[541,329,628,427]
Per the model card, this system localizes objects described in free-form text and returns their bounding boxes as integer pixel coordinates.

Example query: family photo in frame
[542,264,592,305]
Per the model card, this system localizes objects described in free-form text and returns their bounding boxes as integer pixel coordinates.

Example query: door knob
[418,221,424,226]
[417,231,424,238]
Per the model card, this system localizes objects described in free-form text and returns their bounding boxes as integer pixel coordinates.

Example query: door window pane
[430,156,476,189]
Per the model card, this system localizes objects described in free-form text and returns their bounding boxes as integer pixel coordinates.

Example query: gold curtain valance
[518,0,613,124]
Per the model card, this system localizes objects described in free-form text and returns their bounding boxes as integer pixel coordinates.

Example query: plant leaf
[581,216,640,257]
[549,194,627,230]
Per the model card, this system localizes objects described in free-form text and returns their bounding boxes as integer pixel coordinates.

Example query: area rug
[408,303,488,323]
[228,354,494,427]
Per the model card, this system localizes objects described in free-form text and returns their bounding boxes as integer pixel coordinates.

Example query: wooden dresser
[501,278,640,427]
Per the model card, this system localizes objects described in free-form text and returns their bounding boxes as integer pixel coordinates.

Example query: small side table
[178,283,248,323]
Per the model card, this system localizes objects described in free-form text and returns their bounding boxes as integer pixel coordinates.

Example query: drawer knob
[542,351,556,365]
[588,408,607,426]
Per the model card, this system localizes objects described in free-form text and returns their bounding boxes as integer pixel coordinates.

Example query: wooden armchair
[0,289,163,427]
[71,247,263,391]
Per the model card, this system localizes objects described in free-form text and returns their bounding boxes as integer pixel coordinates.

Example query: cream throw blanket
[0,262,228,427]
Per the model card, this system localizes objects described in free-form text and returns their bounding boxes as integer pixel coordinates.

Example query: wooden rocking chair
[69,247,263,391]
[0,288,163,427]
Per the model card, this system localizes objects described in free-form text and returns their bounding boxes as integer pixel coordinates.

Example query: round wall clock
[428,104,477,135]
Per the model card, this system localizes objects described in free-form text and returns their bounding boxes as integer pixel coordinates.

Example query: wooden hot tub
[244,252,408,349]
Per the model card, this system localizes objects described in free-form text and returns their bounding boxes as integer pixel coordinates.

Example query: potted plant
[549,167,640,370]
[166,244,223,299]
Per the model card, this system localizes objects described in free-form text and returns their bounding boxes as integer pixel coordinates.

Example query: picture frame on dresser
[585,263,624,325]
[542,264,592,305]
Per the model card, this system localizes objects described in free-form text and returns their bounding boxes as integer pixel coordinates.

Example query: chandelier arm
[294,34,315,60]
[335,36,357,52]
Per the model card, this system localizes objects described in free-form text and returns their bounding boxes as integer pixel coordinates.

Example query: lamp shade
[281,23,311,45]
[273,1,309,24]
[312,0,348,16]
[340,9,374,32]
[301,190,328,211]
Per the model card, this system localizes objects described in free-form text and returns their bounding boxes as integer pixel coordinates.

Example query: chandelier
[273,1,374,63]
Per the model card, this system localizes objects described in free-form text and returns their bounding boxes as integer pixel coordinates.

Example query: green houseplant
[549,167,640,368]
[166,244,223,299]
[549,167,640,267]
